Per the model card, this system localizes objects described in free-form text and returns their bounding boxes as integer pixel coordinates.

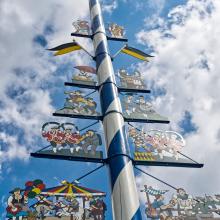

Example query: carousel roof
[41,180,106,197]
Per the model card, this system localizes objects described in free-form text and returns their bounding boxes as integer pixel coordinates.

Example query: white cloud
[101,0,118,14]
[141,0,166,28]
[135,0,220,199]
[0,0,91,171]
[0,132,29,160]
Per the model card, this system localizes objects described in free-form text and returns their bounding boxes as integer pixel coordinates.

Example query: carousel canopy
[40,180,106,198]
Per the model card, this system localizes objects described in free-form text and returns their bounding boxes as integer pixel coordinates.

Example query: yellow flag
[121,45,154,61]
[48,42,82,56]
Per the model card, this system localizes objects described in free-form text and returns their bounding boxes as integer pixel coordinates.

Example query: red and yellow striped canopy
[41,181,105,198]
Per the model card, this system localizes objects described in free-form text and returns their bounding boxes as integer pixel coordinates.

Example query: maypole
[89,0,142,219]
[24,0,204,219]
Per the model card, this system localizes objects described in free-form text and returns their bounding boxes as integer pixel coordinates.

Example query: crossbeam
[124,117,170,124]
[31,152,105,163]
[53,112,102,120]
[133,160,203,168]
[65,82,151,93]
[71,33,128,42]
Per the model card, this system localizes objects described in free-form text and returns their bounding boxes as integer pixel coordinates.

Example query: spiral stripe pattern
[89,0,142,219]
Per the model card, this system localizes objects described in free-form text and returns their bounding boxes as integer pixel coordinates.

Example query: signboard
[129,127,194,165]
[72,20,90,35]
[37,122,103,159]
[141,185,220,219]
[6,179,106,220]
[55,90,100,117]
[118,68,146,90]
[107,23,125,38]
[72,66,97,87]
[122,95,169,123]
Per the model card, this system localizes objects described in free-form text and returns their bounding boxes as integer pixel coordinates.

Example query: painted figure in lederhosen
[143,186,166,220]
[150,194,165,219]
[89,197,107,220]
[119,69,145,89]
[118,69,130,88]
[136,96,155,117]
[132,70,145,89]
[64,91,98,115]
[54,198,70,217]
[42,122,66,153]
[80,130,102,155]
[159,199,177,219]
[30,195,54,218]
[84,97,98,115]
[62,123,82,153]
[145,131,167,159]
[65,196,80,217]
[6,188,29,220]
[172,188,194,217]
[64,90,86,113]
[123,94,134,116]
[128,127,152,152]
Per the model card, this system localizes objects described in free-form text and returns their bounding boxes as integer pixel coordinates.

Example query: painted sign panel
[72,66,97,86]
[39,122,103,159]
[122,95,168,122]
[129,127,193,164]
[107,23,125,38]
[55,90,100,117]
[6,179,106,220]
[118,68,146,90]
[141,185,220,219]
[72,20,90,35]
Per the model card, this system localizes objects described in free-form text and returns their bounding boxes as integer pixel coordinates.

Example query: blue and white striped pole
[89,0,142,219]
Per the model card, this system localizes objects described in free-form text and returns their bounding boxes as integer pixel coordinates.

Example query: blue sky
[1,0,220,219]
